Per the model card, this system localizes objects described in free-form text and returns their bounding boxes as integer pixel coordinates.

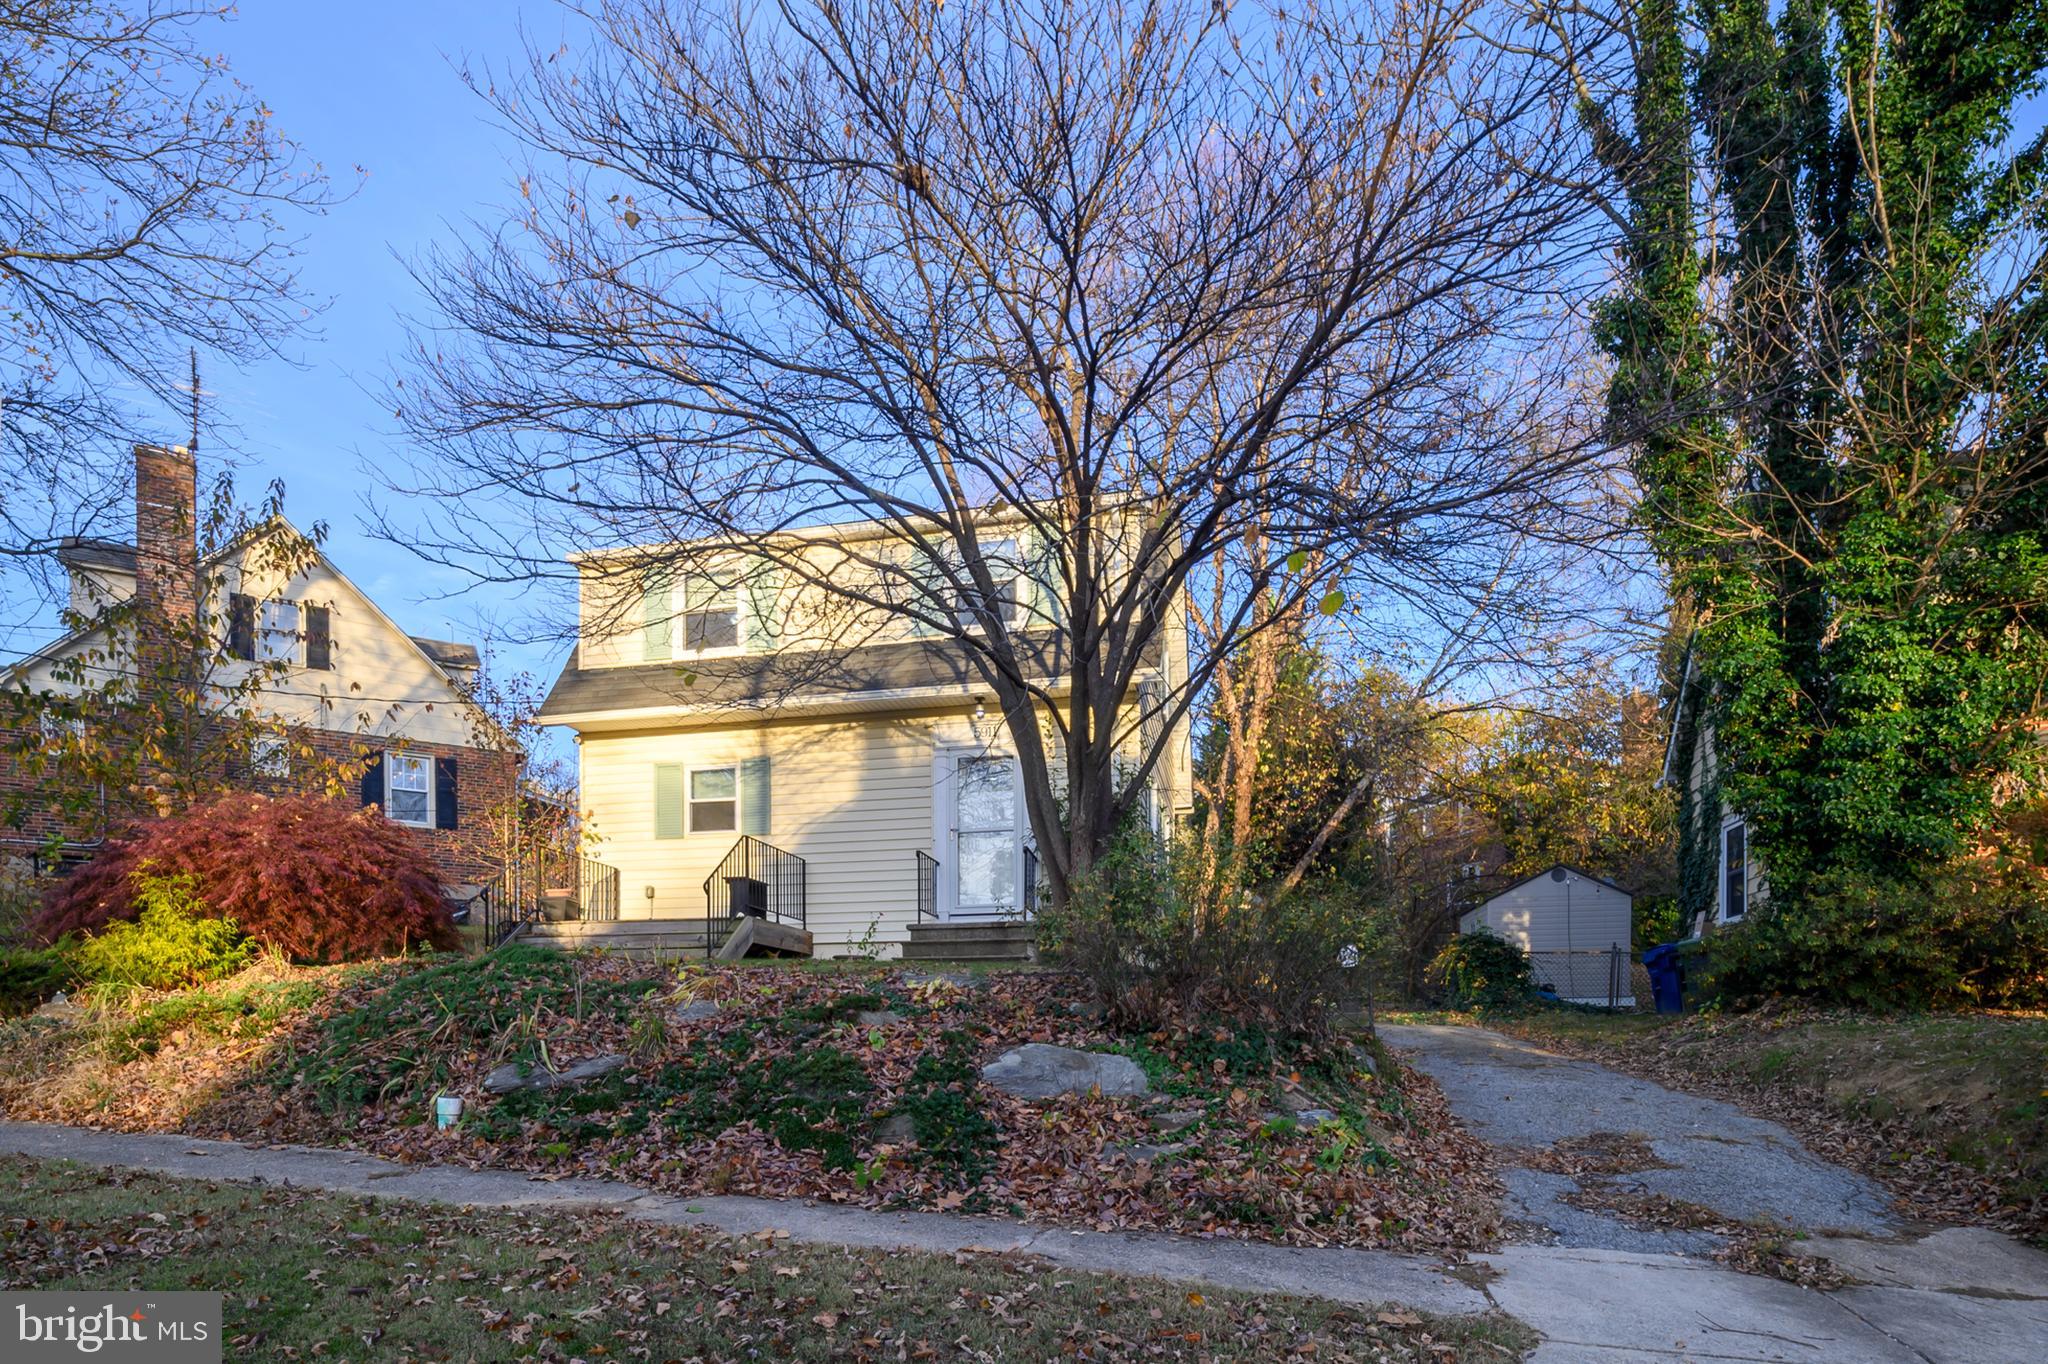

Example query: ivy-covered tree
[1568,0,2048,917]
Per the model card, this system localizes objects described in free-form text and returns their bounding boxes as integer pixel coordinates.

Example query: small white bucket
[434,1094,464,1130]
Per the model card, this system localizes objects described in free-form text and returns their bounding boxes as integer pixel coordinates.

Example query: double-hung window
[681,575,740,652]
[386,752,432,827]
[251,734,290,779]
[965,539,1023,629]
[1721,821,1747,922]
[257,600,301,664]
[689,765,738,833]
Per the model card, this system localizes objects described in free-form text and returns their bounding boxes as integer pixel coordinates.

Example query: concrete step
[905,922,1034,940]
[900,941,1035,963]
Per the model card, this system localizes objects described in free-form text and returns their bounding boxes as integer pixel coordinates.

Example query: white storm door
[950,753,1018,918]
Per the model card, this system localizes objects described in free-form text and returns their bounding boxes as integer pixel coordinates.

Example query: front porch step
[520,918,718,957]
[517,916,813,960]
[902,920,1036,963]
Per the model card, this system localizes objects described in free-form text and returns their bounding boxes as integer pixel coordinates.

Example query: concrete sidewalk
[0,1121,1486,1317]
[7,1116,2046,1362]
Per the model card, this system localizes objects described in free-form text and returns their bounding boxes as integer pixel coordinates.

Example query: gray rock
[484,1053,627,1095]
[875,1113,917,1145]
[855,1010,903,1028]
[1112,1140,1186,1163]
[1150,1108,1205,1134]
[1277,1088,1316,1113]
[672,1000,722,1023]
[1062,999,1104,1019]
[1296,1107,1338,1127]
[980,1043,1150,1100]
[900,970,977,990]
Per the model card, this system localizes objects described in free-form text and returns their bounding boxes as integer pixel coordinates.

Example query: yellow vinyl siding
[579,711,941,948]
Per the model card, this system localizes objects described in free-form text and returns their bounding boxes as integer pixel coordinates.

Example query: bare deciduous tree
[385,0,1616,906]
[0,1,339,603]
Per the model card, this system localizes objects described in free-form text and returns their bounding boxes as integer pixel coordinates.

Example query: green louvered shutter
[1025,528,1063,631]
[653,763,684,839]
[642,568,673,662]
[739,755,771,834]
[908,546,946,638]
[744,561,781,651]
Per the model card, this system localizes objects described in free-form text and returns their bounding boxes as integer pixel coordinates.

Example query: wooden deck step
[902,920,1036,963]
[518,916,813,959]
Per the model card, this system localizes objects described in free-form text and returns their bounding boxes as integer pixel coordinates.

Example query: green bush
[1038,830,1374,1039]
[0,944,78,1017]
[73,874,255,991]
[1707,857,2048,1010]
[1427,930,1534,1014]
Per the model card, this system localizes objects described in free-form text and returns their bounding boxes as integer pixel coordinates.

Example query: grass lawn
[1464,1005,2048,1241]
[0,1155,1533,1363]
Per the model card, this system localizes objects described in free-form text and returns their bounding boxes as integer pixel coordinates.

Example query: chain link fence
[1526,946,1646,1009]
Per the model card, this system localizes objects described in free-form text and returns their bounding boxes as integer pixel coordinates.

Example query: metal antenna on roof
[188,348,201,452]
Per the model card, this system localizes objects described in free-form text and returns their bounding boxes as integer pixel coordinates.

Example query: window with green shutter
[653,763,684,839]
[642,568,673,662]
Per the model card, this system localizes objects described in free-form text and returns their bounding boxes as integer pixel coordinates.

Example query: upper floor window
[386,752,432,827]
[681,577,740,652]
[229,595,332,670]
[958,539,1023,629]
[258,600,300,663]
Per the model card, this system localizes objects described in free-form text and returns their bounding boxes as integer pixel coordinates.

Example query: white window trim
[386,751,434,828]
[684,762,741,836]
[257,599,302,666]
[676,573,745,659]
[1719,817,1747,923]
[251,734,291,779]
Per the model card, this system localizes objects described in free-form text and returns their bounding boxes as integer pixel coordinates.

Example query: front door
[950,753,1018,918]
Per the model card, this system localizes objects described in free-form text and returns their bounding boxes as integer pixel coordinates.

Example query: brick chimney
[133,443,197,624]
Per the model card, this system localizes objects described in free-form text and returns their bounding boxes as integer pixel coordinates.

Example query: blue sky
[8,2,566,690]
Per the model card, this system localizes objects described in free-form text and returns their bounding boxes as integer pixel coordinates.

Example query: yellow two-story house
[535,514,1194,960]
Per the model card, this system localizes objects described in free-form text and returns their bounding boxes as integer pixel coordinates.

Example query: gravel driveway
[1379,1021,1898,1253]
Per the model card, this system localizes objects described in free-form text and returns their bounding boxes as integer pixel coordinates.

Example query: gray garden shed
[1457,864,1635,1005]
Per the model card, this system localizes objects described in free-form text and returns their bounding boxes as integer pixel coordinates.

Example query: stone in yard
[1277,1088,1317,1114]
[980,1043,1150,1100]
[875,1113,917,1145]
[672,1000,722,1023]
[1111,1140,1186,1163]
[1151,1108,1206,1134]
[855,1010,903,1028]
[1263,1107,1340,1129]
[900,970,977,990]
[484,1053,627,1095]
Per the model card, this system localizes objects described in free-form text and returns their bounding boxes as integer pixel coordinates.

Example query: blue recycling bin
[1641,943,1686,1013]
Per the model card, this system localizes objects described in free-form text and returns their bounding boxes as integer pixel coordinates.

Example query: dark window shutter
[304,604,332,670]
[360,752,385,810]
[435,755,458,830]
[228,593,256,660]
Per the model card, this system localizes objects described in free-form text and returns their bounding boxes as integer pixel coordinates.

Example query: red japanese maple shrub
[36,793,459,960]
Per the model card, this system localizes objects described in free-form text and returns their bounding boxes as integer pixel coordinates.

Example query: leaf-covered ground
[129,949,1501,1253]
[0,1154,1538,1363]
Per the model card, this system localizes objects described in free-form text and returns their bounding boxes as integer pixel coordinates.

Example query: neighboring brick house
[1,444,518,886]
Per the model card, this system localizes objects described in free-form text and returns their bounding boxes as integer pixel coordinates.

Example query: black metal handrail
[701,835,806,955]
[477,877,539,947]
[1020,844,1039,920]
[915,850,939,921]
[579,858,621,922]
